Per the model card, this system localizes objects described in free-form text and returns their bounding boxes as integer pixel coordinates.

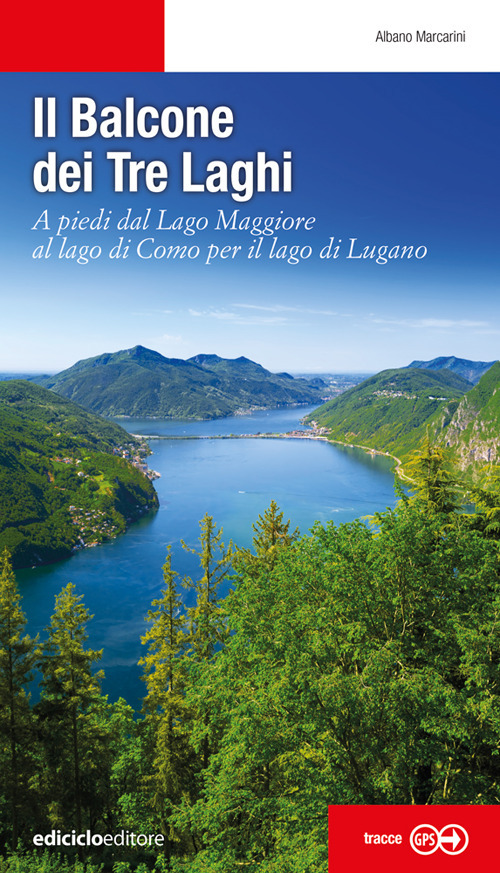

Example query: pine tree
[139,548,191,856]
[406,437,460,514]
[163,514,234,854]
[236,500,299,575]
[0,549,37,848]
[141,548,187,712]
[36,583,104,832]
[470,467,500,538]
[182,513,233,662]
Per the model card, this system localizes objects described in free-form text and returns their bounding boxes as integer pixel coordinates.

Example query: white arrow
[440,829,461,851]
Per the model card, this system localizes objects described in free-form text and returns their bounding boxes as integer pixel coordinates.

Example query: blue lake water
[17,406,398,709]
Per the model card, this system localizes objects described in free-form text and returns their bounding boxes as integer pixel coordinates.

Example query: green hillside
[40,346,327,419]
[0,380,158,568]
[431,361,500,468]
[309,367,471,459]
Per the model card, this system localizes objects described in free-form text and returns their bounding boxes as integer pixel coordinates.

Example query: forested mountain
[0,380,158,567]
[308,367,471,459]
[407,355,495,385]
[40,346,327,419]
[311,361,500,477]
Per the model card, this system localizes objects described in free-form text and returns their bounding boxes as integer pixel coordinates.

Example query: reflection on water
[331,442,397,475]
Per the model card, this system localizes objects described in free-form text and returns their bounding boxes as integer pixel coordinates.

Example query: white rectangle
[165,0,496,72]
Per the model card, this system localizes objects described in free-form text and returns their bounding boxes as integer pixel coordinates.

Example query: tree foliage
[0,549,37,848]
[181,514,233,662]
[0,381,158,568]
[36,584,105,833]
[3,459,500,871]
[236,499,299,575]
[405,437,461,513]
[139,549,192,856]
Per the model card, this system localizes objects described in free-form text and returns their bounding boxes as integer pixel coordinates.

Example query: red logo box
[329,805,499,872]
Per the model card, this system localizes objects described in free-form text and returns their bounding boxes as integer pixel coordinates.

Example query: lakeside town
[111,441,161,480]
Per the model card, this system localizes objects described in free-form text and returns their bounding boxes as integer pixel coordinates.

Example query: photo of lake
[17,405,397,707]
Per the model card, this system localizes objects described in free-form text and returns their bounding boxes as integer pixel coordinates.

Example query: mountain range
[406,356,496,385]
[308,367,471,458]
[310,356,500,476]
[40,347,328,419]
[35,348,500,474]
[3,351,500,566]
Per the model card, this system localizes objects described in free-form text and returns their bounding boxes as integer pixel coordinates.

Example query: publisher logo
[409,823,468,856]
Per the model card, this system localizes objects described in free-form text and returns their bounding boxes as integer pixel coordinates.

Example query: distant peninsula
[0,380,159,568]
[39,347,329,420]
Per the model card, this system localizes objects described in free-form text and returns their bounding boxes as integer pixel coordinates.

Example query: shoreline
[138,427,413,482]
[323,437,412,482]
[20,423,408,571]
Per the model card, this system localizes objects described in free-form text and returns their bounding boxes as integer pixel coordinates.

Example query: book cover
[0,9,499,872]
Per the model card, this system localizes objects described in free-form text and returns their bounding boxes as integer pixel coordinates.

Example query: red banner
[329,805,498,871]
[1,0,164,71]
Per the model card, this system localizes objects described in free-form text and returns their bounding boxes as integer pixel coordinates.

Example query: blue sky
[0,73,498,373]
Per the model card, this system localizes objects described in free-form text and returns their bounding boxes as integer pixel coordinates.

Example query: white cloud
[131,308,174,317]
[159,334,184,343]
[188,307,287,325]
[370,317,490,330]
[234,303,341,316]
